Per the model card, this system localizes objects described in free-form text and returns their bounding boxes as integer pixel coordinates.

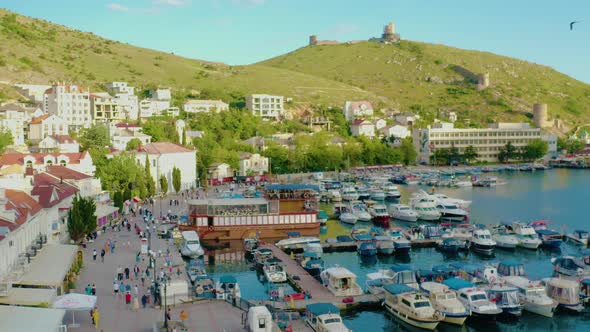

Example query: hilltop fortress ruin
[309,21,401,46]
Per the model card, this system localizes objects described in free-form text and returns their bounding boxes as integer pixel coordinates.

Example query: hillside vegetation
[0,8,589,127]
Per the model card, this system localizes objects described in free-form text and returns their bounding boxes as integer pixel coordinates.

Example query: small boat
[420,282,470,326]
[374,235,395,255]
[497,260,526,277]
[383,264,419,289]
[492,226,519,250]
[320,267,363,297]
[389,204,419,222]
[365,271,393,294]
[443,278,502,320]
[357,241,377,256]
[254,248,274,268]
[351,202,372,222]
[339,211,358,225]
[411,198,441,221]
[382,284,444,331]
[470,228,496,254]
[389,228,411,254]
[508,222,542,249]
[368,204,390,228]
[438,238,461,253]
[567,229,589,246]
[243,238,260,256]
[317,210,329,225]
[305,303,351,332]
[551,252,590,277]
[263,259,287,283]
[275,236,320,250]
[431,193,472,209]
[341,186,360,201]
[543,277,584,312]
[179,231,205,258]
[536,229,563,248]
[357,187,371,200]
[328,190,342,202]
[486,284,523,318]
[187,259,208,283]
[503,276,558,317]
[350,228,370,241]
[420,225,444,240]
[369,189,386,201]
[194,276,216,298]
[473,177,498,187]
[436,201,469,223]
[215,275,241,302]
[301,252,324,277]
[382,184,401,201]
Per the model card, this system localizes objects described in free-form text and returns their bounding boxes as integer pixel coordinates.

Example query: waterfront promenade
[67,194,248,332]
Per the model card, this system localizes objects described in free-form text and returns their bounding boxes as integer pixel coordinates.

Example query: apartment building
[414,122,556,164]
[90,93,122,123]
[105,82,139,120]
[246,94,284,120]
[183,100,229,113]
[43,84,92,131]
[28,114,68,143]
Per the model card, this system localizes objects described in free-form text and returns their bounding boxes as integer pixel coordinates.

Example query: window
[26,160,33,168]
[60,160,67,166]
[257,318,266,328]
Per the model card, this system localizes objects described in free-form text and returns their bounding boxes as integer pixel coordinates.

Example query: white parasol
[52,293,97,327]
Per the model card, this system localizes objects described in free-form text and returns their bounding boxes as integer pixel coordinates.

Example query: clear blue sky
[4,0,590,82]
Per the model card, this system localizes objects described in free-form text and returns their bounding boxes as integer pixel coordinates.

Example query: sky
[3,0,590,83]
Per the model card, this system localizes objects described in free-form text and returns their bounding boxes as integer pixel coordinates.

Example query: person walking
[119,282,125,298]
[141,294,147,308]
[92,307,99,329]
[117,265,123,281]
[113,281,119,296]
[134,284,139,297]
[92,249,97,261]
[124,267,130,280]
[85,284,92,295]
[180,310,188,324]
[100,249,105,263]
[133,295,140,311]
[91,284,96,296]
[125,292,132,309]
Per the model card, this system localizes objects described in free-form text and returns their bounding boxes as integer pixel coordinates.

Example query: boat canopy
[306,303,340,316]
[256,248,273,255]
[449,262,481,274]
[336,235,353,242]
[443,278,474,290]
[536,229,560,235]
[303,252,322,258]
[325,267,356,278]
[356,234,374,241]
[219,275,237,283]
[266,184,319,192]
[383,284,416,295]
[265,258,282,264]
[390,264,413,272]
[305,259,324,268]
[581,249,590,257]
[432,265,455,275]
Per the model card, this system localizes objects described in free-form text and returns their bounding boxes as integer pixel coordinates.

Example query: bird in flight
[570,21,581,30]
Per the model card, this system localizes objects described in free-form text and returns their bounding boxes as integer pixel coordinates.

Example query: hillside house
[350,119,375,137]
[239,153,269,176]
[38,135,80,153]
[343,101,374,122]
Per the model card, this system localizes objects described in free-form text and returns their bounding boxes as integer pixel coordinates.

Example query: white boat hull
[442,314,468,326]
[392,214,419,222]
[417,213,441,221]
[384,303,440,331]
[518,240,541,249]
[523,301,556,318]
[566,235,588,246]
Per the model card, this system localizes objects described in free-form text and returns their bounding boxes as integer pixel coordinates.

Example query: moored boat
[369,204,390,228]
[305,303,351,332]
[382,284,444,331]
[374,235,395,255]
[543,277,585,312]
[443,278,502,320]
[470,228,496,254]
[215,275,241,302]
[263,259,287,283]
[357,241,377,256]
[389,204,419,222]
[567,229,589,246]
[420,282,470,326]
[389,228,412,254]
[485,284,523,319]
[320,267,363,297]
[503,276,558,317]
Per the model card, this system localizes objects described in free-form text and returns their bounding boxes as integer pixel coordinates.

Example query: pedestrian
[92,284,96,296]
[134,265,139,278]
[165,307,171,321]
[119,282,125,297]
[125,283,131,293]
[134,284,139,296]
[92,249,97,261]
[110,241,115,254]
[133,295,140,311]
[141,294,147,308]
[180,310,188,324]
[90,308,95,325]
[104,243,109,254]
[124,267,130,280]
[92,307,99,329]
[113,281,119,296]
[85,284,92,295]
[117,265,123,280]
[141,274,145,287]
[100,249,105,263]
[125,291,132,308]
[136,252,141,263]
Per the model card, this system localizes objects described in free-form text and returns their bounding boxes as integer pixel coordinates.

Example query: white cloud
[106,3,129,12]
[153,0,191,6]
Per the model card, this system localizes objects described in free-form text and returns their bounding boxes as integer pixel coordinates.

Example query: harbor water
[206,169,590,331]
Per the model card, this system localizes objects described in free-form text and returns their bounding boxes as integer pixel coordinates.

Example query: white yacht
[566,229,589,246]
[365,271,393,294]
[382,183,401,201]
[469,229,496,254]
[305,303,351,332]
[389,204,419,222]
[275,236,320,249]
[512,222,542,249]
[485,284,523,318]
[431,193,472,209]
[341,186,359,201]
[443,224,473,242]
[328,190,342,202]
[179,231,205,258]
[420,282,470,326]
[383,284,444,331]
[263,262,287,283]
[339,211,358,225]
[444,278,502,320]
[320,267,363,297]
[435,201,469,223]
[503,276,558,317]
[410,197,441,221]
[543,278,585,312]
[350,202,372,222]
[369,189,386,201]
[492,226,519,249]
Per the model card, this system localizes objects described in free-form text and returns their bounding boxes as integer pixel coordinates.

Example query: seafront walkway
[66,193,248,332]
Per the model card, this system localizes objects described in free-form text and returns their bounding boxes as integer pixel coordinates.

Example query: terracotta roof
[114,122,141,128]
[347,101,373,111]
[45,165,91,180]
[351,119,372,126]
[30,114,50,124]
[51,135,77,144]
[0,151,89,166]
[139,142,193,154]
[239,152,253,160]
[0,189,43,230]
[31,174,78,208]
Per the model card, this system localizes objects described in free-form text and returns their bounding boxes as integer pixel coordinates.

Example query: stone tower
[477,73,490,90]
[309,35,318,46]
[533,103,549,128]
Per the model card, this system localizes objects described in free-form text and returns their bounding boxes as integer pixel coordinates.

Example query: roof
[0,287,57,306]
[51,135,77,144]
[306,303,340,316]
[29,113,50,124]
[95,204,119,218]
[383,284,416,295]
[442,278,474,290]
[265,184,319,192]
[0,151,90,166]
[188,198,268,206]
[0,189,43,229]
[324,267,356,278]
[139,142,194,154]
[115,122,141,128]
[351,119,373,126]
[45,165,91,180]
[31,174,79,208]
[16,244,78,288]
[0,306,66,332]
[547,278,579,288]
[185,99,228,105]
[390,263,413,272]
[346,101,373,111]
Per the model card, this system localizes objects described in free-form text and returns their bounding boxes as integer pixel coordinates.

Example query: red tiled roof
[0,189,43,229]
[30,114,50,124]
[31,173,78,208]
[348,101,373,111]
[351,119,371,126]
[0,151,89,166]
[139,142,193,154]
[115,123,141,128]
[45,165,91,180]
[51,135,77,144]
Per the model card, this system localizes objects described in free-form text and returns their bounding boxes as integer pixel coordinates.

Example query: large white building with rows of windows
[414,122,557,164]
[246,94,284,120]
[43,84,92,131]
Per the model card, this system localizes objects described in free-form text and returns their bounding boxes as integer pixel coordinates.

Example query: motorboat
[430,192,472,209]
[473,177,498,187]
[503,276,558,317]
[382,183,401,201]
[301,252,324,277]
[328,190,342,202]
[320,267,363,297]
[357,241,377,256]
[382,284,444,331]
[179,231,205,258]
[389,204,419,222]
[275,236,321,250]
[215,275,241,302]
[382,264,419,289]
[339,210,358,225]
[497,260,526,277]
[491,226,519,250]
[420,225,444,240]
[449,262,499,284]
[470,229,496,254]
[357,187,371,201]
[187,259,208,283]
[420,282,470,326]
[438,238,461,253]
[243,238,260,256]
[435,201,469,223]
[365,271,393,294]
[445,224,473,242]
[389,228,412,254]
[509,222,542,249]
[543,278,584,312]
[369,189,386,201]
[263,259,287,283]
[194,276,216,298]
[443,278,502,320]
[317,210,329,225]
[305,303,351,332]
[536,229,563,248]
[374,235,395,255]
[567,229,589,246]
[551,252,590,277]
[350,202,372,222]
[410,197,441,221]
[486,284,523,318]
[254,248,274,268]
[368,204,390,228]
[303,243,323,256]
[341,186,360,201]
[350,228,371,241]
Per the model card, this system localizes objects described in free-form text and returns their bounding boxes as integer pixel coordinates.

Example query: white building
[246,94,284,120]
[43,84,92,131]
[150,88,171,100]
[208,163,233,180]
[109,123,152,151]
[0,151,96,176]
[238,153,268,176]
[374,118,387,130]
[183,100,229,114]
[105,82,139,120]
[343,101,374,122]
[139,99,179,118]
[414,122,557,164]
[38,135,80,153]
[0,118,25,147]
[28,114,69,143]
[90,93,124,123]
[0,104,40,146]
[379,125,409,139]
[350,119,376,137]
[395,112,420,126]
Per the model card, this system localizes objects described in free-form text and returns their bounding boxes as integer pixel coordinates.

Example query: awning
[0,287,57,306]
[53,293,97,311]
[95,204,119,219]
[15,244,78,288]
[0,306,66,332]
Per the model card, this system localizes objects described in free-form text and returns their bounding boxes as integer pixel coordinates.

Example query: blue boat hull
[394,244,411,254]
[358,249,377,256]
[439,244,459,253]
[542,239,562,248]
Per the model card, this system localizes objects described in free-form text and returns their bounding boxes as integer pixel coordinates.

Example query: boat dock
[278,237,438,254]
[259,244,384,311]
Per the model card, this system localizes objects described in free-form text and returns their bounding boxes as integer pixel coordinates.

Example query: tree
[159,174,168,195]
[449,144,460,165]
[125,138,142,151]
[96,152,148,198]
[181,128,186,146]
[400,138,417,166]
[0,126,14,154]
[557,137,585,154]
[431,148,450,166]
[498,141,518,163]
[172,166,181,193]
[144,155,156,197]
[67,194,97,242]
[463,145,479,164]
[523,139,548,161]
[113,190,124,212]
[78,124,110,151]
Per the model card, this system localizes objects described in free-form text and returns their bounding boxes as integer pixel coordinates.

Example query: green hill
[1,8,589,128]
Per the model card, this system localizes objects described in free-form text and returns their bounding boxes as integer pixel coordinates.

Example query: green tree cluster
[159,175,168,195]
[67,195,97,242]
[77,124,110,151]
[0,126,14,154]
[172,167,181,193]
[557,137,585,154]
[95,152,149,199]
[125,138,143,151]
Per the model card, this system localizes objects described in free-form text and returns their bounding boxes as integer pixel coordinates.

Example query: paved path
[66,193,248,332]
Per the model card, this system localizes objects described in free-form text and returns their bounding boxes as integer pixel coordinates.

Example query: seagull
[570,21,581,30]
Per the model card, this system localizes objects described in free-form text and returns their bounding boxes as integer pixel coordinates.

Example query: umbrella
[132,197,141,203]
[52,293,97,327]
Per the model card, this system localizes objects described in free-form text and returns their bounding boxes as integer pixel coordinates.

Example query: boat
[254,248,274,268]
[491,226,519,250]
[566,229,589,246]
[469,229,496,254]
[389,204,419,222]
[187,258,208,283]
[303,242,323,256]
[374,235,395,255]
[275,236,321,250]
[301,252,325,277]
[243,238,260,256]
[357,241,377,256]
[438,238,461,253]
[435,201,469,223]
[182,184,321,241]
[509,222,542,249]
[317,210,329,225]
[350,228,371,241]
[365,271,393,294]
[329,190,342,202]
[430,192,472,209]
[247,306,273,332]
[389,228,412,254]
[368,204,390,228]
[194,276,216,298]
[382,183,401,201]
[503,276,558,317]
[497,260,526,277]
[339,210,358,225]
[263,259,287,283]
[179,231,205,258]
[420,282,470,326]
[350,202,372,222]
[473,177,498,187]
[357,187,371,200]
[486,284,523,318]
[443,278,502,320]
[369,189,386,201]
[543,278,585,312]
[535,229,563,248]
[382,284,444,331]
[410,197,441,221]
[420,225,444,240]
[215,275,241,302]
[383,264,419,289]
[341,186,360,201]
[320,267,363,296]
[305,303,351,332]
[551,251,590,277]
